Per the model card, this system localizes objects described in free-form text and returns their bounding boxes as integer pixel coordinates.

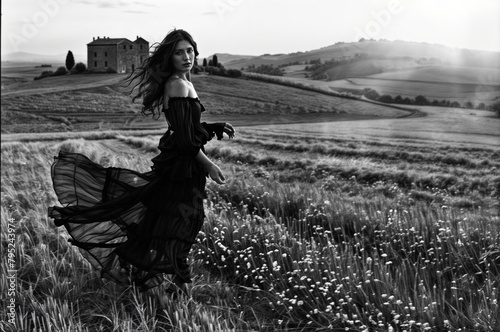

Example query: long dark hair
[124,29,199,117]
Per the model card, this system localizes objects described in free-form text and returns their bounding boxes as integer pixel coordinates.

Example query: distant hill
[222,40,500,70]
[1,51,86,64]
[202,53,255,65]
[219,40,500,106]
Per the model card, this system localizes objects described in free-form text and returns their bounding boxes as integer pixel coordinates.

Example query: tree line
[34,51,86,80]
[363,88,500,115]
[243,64,284,76]
[194,54,242,78]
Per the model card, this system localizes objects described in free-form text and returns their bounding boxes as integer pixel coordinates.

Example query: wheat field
[1,98,499,331]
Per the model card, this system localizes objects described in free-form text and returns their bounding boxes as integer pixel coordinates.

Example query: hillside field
[1,62,66,90]
[321,64,500,106]
[241,70,500,107]
[222,40,500,107]
[1,69,499,331]
[1,72,410,134]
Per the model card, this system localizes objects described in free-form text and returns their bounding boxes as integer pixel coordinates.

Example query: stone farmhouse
[87,36,149,73]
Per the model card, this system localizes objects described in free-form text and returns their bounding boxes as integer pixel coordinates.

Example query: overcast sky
[2,0,499,60]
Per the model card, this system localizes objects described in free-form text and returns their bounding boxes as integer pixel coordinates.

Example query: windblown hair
[124,29,199,117]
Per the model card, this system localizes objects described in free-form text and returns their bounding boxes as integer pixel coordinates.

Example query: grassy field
[1,70,499,331]
[1,62,65,80]
[367,66,500,86]
[261,66,500,107]
[229,72,500,112]
[324,77,500,106]
[1,73,409,134]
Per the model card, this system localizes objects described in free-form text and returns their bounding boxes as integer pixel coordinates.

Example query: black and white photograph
[1,0,499,331]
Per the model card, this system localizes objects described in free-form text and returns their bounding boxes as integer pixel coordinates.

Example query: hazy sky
[2,0,499,60]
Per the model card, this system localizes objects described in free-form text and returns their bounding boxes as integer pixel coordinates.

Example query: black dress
[48,97,225,290]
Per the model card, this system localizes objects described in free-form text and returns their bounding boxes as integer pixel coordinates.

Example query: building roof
[87,36,148,46]
[134,37,149,44]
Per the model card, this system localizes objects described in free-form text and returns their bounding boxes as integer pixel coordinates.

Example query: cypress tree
[65,51,75,71]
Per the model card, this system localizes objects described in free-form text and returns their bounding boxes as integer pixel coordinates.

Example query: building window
[105,61,108,67]
[130,45,133,49]
[123,45,126,50]
[94,52,97,57]
[105,52,108,57]
[140,45,143,50]
[94,61,97,67]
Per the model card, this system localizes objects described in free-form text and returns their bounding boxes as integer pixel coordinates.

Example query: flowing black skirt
[48,151,206,290]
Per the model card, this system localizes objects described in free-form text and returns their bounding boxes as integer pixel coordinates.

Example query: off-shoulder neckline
[162,96,203,112]
[168,96,199,101]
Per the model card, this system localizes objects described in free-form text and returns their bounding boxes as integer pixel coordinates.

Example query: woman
[48,29,235,296]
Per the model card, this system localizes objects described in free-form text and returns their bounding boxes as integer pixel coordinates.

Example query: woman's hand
[196,150,225,184]
[223,123,235,139]
[206,163,225,184]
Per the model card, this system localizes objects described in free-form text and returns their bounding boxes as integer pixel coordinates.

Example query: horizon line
[2,38,500,60]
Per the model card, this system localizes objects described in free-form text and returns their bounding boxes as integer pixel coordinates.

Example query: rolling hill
[219,40,500,106]
[222,40,500,70]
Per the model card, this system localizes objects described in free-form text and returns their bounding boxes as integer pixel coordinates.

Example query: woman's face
[172,40,195,74]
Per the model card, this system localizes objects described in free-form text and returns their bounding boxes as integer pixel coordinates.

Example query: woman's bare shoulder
[165,77,190,98]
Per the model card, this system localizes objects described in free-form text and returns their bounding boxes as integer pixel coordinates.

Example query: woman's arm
[195,149,225,184]
[201,122,236,140]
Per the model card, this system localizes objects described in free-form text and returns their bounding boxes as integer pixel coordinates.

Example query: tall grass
[1,132,499,331]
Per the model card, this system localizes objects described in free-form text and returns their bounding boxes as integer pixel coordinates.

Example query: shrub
[206,66,225,76]
[378,94,393,103]
[245,64,283,76]
[205,66,242,79]
[72,62,86,74]
[414,95,429,105]
[489,100,500,117]
[34,71,53,81]
[363,88,380,100]
[464,101,474,109]
[52,66,67,76]
[402,97,413,104]
[226,69,242,78]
